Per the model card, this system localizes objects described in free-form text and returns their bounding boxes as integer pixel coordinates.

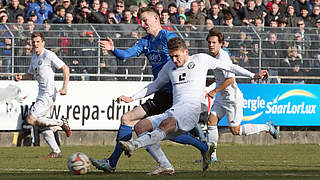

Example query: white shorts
[30,96,54,118]
[147,102,200,137]
[210,100,243,127]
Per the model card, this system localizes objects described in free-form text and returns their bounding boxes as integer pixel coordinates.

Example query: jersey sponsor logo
[157,45,163,51]
[187,62,195,69]
[38,60,43,65]
[179,73,186,81]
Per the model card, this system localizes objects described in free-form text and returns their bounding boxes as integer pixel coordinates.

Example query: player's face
[32,36,45,56]
[140,12,158,35]
[207,36,222,56]
[169,48,189,67]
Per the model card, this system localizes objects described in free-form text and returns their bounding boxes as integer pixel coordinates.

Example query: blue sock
[108,124,132,167]
[171,133,208,154]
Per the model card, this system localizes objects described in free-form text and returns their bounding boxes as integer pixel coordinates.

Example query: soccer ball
[68,152,91,175]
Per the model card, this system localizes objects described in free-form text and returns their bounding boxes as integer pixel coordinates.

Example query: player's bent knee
[134,119,153,135]
[120,113,132,125]
[25,115,36,126]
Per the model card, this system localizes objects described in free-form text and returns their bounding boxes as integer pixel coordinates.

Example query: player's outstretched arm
[58,64,70,95]
[117,95,134,103]
[253,70,269,81]
[99,37,114,51]
[14,73,33,81]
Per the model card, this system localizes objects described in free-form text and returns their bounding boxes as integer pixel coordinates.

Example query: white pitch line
[0,168,69,172]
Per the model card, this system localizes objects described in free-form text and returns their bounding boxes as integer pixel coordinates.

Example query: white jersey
[132,53,254,131]
[213,49,243,103]
[28,48,65,99]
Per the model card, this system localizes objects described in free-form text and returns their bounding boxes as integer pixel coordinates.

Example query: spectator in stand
[15,43,32,73]
[148,0,160,7]
[155,2,164,17]
[309,18,320,58]
[42,19,58,50]
[168,3,178,24]
[176,0,196,12]
[291,32,310,67]
[62,0,74,13]
[223,13,239,49]
[129,5,140,24]
[280,46,304,84]
[310,47,320,83]
[310,5,320,26]
[51,5,66,24]
[13,14,26,56]
[247,41,259,73]
[100,1,109,16]
[255,0,268,19]
[262,32,281,83]
[69,58,82,81]
[207,4,223,25]
[267,0,286,14]
[285,4,299,27]
[118,9,138,37]
[60,11,78,63]
[310,0,320,9]
[299,8,312,27]
[199,0,208,14]
[186,1,206,26]
[230,0,245,26]
[24,19,36,38]
[99,48,118,81]
[139,0,148,9]
[28,11,38,22]
[114,0,125,23]
[26,0,53,24]
[265,3,284,26]
[80,31,98,81]
[4,0,25,23]
[74,0,89,15]
[75,6,105,23]
[0,10,12,76]
[277,17,291,57]
[160,10,173,25]
[107,12,119,24]
[293,0,310,16]
[294,19,311,46]
[269,18,279,28]
[243,0,259,24]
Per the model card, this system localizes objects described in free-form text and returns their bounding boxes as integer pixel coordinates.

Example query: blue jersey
[113,29,178,94]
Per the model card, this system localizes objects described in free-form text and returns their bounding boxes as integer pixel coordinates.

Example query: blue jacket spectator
[26,0,53,24]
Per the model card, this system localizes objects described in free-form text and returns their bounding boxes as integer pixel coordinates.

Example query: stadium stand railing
[0,23,319,83]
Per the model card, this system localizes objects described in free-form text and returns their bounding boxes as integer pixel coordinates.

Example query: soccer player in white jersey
[117,37,269,174]
[206,29,279,163]
[14,32,71,158]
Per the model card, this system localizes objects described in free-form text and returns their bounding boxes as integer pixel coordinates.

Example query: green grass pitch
[0,143,319,180]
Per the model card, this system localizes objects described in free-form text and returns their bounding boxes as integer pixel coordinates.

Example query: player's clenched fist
[253,70,269,80]
[116,95,133,103]
[14,73,22,81]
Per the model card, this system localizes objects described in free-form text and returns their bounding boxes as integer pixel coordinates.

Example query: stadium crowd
[0,0,319,83]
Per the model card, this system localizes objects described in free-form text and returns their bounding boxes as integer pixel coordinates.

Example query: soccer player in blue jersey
[90,7,212,174]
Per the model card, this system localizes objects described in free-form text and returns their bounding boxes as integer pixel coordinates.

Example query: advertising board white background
[0,81,152,130]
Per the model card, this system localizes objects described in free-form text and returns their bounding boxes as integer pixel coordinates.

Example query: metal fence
[0,23,319,83]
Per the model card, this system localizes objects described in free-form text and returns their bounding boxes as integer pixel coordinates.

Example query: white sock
[42,130,61,153]
[239,124,269,136]
[207,125,218,159]
[147,143,172,168]
[37,117,63,127]
[133,128,166,149]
